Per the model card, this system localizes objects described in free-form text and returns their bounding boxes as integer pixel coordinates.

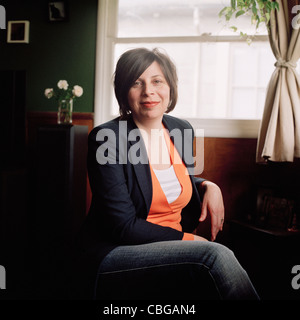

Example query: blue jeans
[96,241,259,300]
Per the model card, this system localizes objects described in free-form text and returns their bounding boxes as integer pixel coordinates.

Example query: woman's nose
[143,82,154,96]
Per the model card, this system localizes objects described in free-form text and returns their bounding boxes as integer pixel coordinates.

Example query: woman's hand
[199,181,225,241]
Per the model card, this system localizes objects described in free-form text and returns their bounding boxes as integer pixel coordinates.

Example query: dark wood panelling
[199,137,258,221]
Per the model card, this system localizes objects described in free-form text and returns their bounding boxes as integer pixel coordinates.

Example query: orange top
[147,129,194,241]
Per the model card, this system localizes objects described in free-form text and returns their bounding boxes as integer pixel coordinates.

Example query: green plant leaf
[258,1,264,10]
[265,12,270,22]
[235,10,245,18]
[225,9,234,21]
[266,1,272,12]
[231,0,236,10]
[218,7,227,18]
[273,1,279,11]
[219,0,278,42]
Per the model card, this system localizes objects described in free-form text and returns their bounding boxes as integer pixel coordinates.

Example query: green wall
[0,0,98,113]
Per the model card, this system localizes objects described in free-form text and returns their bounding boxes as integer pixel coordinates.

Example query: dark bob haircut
[114,47,178,119]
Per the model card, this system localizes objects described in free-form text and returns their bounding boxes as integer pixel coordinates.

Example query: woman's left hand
[199,181,225,241]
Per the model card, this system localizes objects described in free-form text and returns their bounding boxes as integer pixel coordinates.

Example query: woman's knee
[190,241,236,268]
[209,242,236,264]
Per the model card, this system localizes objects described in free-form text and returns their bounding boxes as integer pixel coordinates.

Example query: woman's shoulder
[163,114,193,131]
[89,117,122,138]
[92,116,121,131]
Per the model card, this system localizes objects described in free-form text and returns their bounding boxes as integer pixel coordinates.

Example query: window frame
[94,0,269,137]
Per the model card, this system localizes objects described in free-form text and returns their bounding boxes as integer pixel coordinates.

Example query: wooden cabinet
[35,124,88,298]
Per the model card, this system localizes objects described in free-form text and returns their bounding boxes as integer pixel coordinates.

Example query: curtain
[256,0,300,162]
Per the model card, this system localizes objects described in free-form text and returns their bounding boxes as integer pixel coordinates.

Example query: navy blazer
[75,114,205,294]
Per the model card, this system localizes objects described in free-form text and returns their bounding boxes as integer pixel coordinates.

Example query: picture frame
[7,21,30,44]
[48,1,68,22]
[255,187,295,230]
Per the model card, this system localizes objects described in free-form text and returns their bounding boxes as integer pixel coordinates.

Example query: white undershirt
[153,165,182,204]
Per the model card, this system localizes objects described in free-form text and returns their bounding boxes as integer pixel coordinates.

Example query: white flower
[44,88,54,99]
[57,80,69,90]
[72,85,83,97]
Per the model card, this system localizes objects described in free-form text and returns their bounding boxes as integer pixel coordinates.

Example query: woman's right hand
[193,235,208,241]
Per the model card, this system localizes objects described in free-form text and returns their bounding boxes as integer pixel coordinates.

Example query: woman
[77,48,259,300]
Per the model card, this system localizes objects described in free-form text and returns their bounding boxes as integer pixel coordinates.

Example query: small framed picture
[7,21,30,44]
[48,1,68,22]
[255,187,295,230]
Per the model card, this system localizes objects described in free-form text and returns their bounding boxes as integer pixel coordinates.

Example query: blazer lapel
[162,115,195,172]
[126,116,153,214]
[162,115,184,162]
[162,114,200,201]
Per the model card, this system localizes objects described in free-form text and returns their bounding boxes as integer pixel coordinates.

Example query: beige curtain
[256,0,300,162]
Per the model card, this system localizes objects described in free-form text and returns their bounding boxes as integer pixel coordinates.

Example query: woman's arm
[198,181,225,241]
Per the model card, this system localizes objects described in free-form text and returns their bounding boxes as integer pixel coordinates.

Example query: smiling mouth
[140,101,160,108]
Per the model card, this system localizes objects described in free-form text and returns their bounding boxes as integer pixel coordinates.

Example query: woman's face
[127,61,170,124]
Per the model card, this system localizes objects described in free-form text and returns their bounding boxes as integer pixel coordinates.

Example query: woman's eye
[153,79,163,85]
[133,81,142,87]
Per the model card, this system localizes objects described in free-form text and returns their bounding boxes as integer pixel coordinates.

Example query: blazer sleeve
[87,124,184,246]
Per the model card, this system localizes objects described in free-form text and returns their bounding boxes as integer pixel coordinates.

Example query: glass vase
[57,99,73,124]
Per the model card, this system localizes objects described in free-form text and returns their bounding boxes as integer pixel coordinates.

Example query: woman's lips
[140,101,160,108]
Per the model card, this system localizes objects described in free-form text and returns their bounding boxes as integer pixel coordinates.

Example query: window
[94,0,299,137]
